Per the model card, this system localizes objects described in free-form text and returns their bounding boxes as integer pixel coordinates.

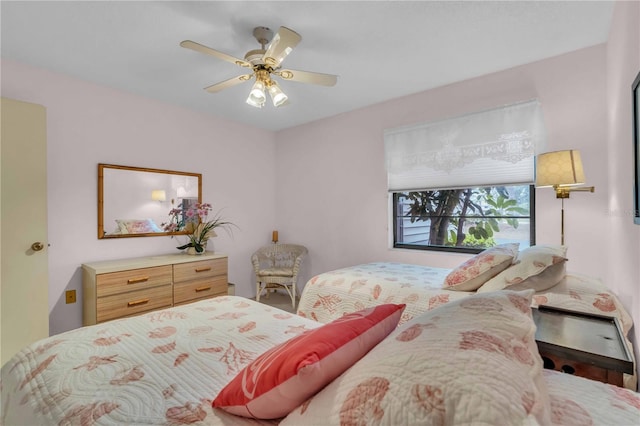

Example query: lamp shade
[246,80,266,108]
[151,190,166,201]
[268,82,288,107]
[535,150,585,187]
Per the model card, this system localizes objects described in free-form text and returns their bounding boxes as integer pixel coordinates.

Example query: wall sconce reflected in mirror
[536,150,595,245]
[151,190,166,202]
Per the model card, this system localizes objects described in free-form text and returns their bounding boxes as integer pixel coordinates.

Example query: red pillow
[212,303,406,419]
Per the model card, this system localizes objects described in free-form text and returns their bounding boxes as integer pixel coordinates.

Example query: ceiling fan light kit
[267,82,288,107]
[246,80,267,108]
[180,26,337,109]
[245,68,288,108]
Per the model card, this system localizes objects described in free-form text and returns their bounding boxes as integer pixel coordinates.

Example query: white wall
[276,45,609,285]
[605,0,640,382]
[1,59,278,334]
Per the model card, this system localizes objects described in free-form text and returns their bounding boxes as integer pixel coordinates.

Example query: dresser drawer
[97,284,172,323]
[173,275,227,305]
[173,258,227,283]
[83,254,228,326]
[96,265,172,297]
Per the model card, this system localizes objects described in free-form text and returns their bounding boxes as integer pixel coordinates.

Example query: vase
[186,241,207,255]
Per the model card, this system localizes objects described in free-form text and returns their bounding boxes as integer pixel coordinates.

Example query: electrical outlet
[65,290,76,304]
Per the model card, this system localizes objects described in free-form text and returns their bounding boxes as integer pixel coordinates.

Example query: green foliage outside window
[394,185,533,252]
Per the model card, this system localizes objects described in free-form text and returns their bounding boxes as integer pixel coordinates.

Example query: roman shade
[384,100,546,191]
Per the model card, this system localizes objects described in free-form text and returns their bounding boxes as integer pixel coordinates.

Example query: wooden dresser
[82,253,228,325]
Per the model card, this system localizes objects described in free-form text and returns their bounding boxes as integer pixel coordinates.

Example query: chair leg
[279,283,295,310]
[256,282,262,302]
[292,283,296,310]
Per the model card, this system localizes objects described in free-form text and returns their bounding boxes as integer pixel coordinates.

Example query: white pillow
[282,290,551,425]
[442,243,519,291]
[478,245,568,293]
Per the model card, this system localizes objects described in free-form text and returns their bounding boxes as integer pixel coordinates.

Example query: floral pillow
[478,245,567,293]
[281,290,551,426]
[212,303,406,419]
[442,243,519,291]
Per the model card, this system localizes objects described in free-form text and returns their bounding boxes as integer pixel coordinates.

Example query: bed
[0,250,640,426]
[296,246,637,391]
[296,263,634,338]
[1,294,640,425]
[1,296,303,425]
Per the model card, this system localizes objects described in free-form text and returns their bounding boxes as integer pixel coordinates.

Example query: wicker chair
[252,244,308,309]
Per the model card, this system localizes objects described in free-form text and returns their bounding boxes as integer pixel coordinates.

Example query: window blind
[384,100,546,191]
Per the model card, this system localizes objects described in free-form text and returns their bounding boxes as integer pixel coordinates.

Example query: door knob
[31,242,44,251]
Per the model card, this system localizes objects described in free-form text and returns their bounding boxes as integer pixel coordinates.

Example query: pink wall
[1,3,638,373]
[276,45,609,282]
[605,0,640,382]
[276,3,639,384]
[1,59,278,334]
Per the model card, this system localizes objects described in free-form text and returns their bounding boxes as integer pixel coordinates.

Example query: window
[393,185,534,254]
[384,100,545,253]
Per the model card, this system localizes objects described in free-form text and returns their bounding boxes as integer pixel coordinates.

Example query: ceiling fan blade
[263,27,301,68]
[180,40,252,68]
[275,69,338,87]
[204,74,253,93]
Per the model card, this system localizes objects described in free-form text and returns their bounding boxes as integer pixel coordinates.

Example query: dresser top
[82,252,227,274]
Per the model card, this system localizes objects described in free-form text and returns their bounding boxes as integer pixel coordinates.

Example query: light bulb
[268,82,288,107]
[246,80,266,108]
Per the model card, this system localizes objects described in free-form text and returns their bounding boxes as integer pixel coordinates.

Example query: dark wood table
[532,305,634,386]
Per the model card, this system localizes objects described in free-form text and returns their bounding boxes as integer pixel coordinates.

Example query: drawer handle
[195,286,211,292]
[195,267,211,273]
[127,277,149,284]
[128,298,150,307]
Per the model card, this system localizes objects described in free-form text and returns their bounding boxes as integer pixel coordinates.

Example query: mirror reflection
[98,164,202,238]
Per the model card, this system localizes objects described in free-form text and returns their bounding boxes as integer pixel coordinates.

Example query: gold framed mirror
[98,164,202,239]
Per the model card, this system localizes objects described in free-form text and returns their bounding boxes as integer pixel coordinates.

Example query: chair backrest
[252,244,308,271]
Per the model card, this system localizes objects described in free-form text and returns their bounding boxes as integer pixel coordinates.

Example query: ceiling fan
[180,26,338,108]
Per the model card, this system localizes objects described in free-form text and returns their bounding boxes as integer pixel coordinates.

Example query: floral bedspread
[544,369,640,425]
[297,262,637,390]
[1,296,322,425]
[296,262,467,325]
[2,287,637,424]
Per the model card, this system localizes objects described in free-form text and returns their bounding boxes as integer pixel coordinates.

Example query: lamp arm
[553,185,595,198]
[569,186,595,193]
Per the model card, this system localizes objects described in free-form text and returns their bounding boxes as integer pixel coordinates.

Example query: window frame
[392,185,536,254]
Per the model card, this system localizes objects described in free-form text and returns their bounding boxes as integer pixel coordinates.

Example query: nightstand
[532,305,633,387]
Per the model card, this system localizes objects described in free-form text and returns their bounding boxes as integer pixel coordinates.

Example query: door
[1,97,49,365]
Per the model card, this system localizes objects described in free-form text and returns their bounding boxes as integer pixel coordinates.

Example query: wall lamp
[151,190,166,202]
[536,150,594,244]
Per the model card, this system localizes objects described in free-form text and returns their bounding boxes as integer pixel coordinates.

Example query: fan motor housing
[244,49,266,67]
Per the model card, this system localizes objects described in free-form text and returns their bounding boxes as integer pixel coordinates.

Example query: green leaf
[478,227,489,239]
[511,207,529,214]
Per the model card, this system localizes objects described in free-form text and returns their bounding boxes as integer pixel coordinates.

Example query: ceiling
[1,1,614,132]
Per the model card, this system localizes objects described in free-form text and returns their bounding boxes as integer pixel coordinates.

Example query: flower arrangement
[162,202,235,254]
